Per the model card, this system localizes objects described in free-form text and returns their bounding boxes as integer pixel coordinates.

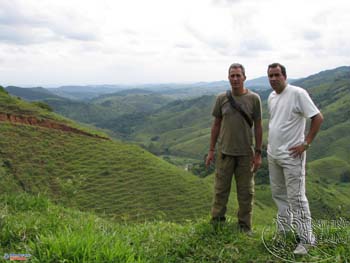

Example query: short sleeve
[212,94,223,118]
[297,89,320,118]
[253,95,262,121]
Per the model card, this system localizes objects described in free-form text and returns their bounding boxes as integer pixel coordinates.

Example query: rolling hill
[0,87,213,222]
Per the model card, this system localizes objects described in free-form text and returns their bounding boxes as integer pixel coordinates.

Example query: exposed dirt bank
[0,113,109,140]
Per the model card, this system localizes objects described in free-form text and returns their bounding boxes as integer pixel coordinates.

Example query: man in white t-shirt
[267,63,324,255]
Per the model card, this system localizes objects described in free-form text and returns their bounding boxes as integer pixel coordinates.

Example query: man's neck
[275,83,287,94]
[232,87,247,96]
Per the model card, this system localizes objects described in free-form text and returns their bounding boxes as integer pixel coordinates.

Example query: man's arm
[252,118,263,172]
[205,117,222,167]
[305,113,324,144]
[289,112,324,157]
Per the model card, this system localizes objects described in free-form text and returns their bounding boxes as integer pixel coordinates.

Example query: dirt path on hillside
[0,113,109,140]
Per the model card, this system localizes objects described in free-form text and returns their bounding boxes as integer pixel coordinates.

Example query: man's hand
[251,153,262,172]
[289,144,306,158]
[206,150,215,168]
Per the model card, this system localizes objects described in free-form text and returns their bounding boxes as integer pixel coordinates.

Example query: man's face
[228,67,246,91]
[268,66,286,93]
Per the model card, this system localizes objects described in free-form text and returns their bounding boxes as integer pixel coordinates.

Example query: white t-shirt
[267,84,320,159]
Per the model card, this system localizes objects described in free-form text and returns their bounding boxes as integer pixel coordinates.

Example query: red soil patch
[0,113,109,140]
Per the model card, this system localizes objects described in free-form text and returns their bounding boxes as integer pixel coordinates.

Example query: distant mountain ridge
[6,76,278,102]
[6,86,63,101]
[293,66,350,89]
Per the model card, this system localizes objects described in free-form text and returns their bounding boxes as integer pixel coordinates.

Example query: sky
[0,0,349,87]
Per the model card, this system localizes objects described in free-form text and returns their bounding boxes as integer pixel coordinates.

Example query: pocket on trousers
[216,152,229,174]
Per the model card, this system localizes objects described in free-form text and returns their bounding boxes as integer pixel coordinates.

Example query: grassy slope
[1,193,349,263]
[0,88,208,221]
[0,122,208,220]
[0,88,107,138]
[0,121,276,223]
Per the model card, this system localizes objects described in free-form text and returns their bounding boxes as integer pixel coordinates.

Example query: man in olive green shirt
[206,63,263,232]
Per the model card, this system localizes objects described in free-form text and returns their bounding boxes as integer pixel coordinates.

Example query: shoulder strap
[226,90,253,128]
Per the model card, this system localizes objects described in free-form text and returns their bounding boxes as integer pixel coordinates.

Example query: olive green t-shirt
[212,89,262,156]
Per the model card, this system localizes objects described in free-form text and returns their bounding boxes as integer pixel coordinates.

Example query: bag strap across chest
[226,90,253,128]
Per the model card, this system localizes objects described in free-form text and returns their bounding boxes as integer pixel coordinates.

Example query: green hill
[295,66,350,182]
[0,87,212,222]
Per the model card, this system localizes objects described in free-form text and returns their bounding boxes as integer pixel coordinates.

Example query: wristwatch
[303,141,310,150]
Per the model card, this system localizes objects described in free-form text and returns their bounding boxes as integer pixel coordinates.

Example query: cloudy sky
[0,0,349,87]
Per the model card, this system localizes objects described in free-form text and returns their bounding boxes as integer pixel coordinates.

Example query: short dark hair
[228,63,246,78]
[268,63,287,78]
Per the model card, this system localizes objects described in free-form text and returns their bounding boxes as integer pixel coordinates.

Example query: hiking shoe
[293,243,315,255]
[293,243,308,255]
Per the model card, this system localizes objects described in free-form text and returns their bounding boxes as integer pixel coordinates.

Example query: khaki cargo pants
[211,151,255,230]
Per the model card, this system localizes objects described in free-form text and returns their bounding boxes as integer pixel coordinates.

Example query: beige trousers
[268,153,315,244]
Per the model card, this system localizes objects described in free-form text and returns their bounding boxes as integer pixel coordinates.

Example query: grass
[1,193,349,262]
[0,121,213,222]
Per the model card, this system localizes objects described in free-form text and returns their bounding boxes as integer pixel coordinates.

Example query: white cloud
[0,0,349,86]
[0,0,98,44]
